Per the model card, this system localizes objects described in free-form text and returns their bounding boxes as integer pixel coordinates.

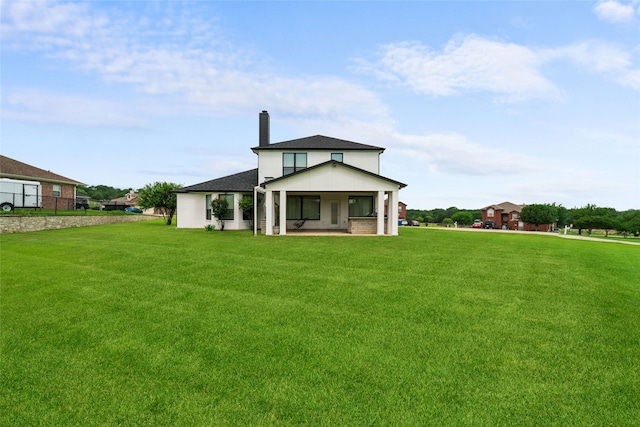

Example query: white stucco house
[174,111,406,235]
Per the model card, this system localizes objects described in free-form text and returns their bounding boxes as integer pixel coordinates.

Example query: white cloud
[546,40,640,90]
[593,1,637,23]
[288,116,542,177]
[357,35,563,102]
[1,90,148,128]
[388,132,541,176]
[1,0,390,127]
[359,35,640,100]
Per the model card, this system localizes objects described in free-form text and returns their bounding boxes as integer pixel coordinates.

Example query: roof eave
[0,173,85,186]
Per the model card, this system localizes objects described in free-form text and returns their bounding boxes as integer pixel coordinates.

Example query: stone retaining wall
[0,215,159,234]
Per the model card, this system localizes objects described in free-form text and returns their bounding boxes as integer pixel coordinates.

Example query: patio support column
[376,190,385,235]
[388,190,399,236]
[265,189,273,235]
[279,190,287,235]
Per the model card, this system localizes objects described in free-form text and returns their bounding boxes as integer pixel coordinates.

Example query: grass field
[1,221,639,425]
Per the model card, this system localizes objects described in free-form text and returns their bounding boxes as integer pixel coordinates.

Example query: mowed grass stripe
[1,222,639,425]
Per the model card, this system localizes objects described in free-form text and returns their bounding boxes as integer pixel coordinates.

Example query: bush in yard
[210,197,229,231]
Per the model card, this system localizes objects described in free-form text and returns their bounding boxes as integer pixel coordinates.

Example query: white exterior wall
[266,164,398,193]
[176,193,204,229]
[176,192,252,230]
[257,150,381,184]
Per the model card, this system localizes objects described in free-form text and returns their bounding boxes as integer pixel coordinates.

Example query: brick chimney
[259,110,270,147]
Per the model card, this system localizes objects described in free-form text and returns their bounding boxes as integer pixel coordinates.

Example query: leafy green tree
[552,203,569,227]
[137,182,181,225]
[406,209,422,221]
[615,210,640,237]
[452,211,473,225]
[442,217,454,227]
[520,204,557,231]
[572,205,617,235]
[445,206,459,220]
[589,207,618,237]
[78,185,129,201]
[469,210,482,222]
[571,204,596,234]
[431,209,447,223]
[210,196,229,231]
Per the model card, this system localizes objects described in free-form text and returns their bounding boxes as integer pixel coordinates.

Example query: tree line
[407,204,640,237]
[85,183,640,237]
[77,185,132,201]
[406,207,482,225]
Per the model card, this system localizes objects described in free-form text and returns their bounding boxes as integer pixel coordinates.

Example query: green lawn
[1,222,639,425]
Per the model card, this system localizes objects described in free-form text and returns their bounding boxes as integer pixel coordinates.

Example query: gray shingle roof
[175,169,258,193]
[482,202,524,213]
[251,135,385,152]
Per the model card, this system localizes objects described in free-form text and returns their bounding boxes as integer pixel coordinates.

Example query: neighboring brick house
[384,200,407,219]
[481,201,555,231]
[0,155,85,210]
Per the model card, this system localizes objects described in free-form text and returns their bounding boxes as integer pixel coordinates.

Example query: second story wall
[257,150,380,184]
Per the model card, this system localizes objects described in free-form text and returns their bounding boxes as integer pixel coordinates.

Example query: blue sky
[1,0,639,210]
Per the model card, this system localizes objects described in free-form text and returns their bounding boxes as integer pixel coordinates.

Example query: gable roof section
[174,169,258,193]
[483,201,523,213]
[262,160,406,189]
[0,155,84,185]
[251,135,384,152]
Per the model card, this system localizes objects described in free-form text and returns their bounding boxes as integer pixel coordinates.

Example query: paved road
[427,226,640,246]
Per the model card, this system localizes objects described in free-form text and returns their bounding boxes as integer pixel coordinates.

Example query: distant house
[385,200,407,220]
[105,189,138,210]
[107,190,156,214]
[0,155,85,210]
[109,190,138,207]
[175,111,407,235]
[481,201,556,231]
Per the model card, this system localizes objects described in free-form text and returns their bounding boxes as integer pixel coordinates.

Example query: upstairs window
[331,153,343,162]
[283,153,307,175]
[487,208,494,217]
